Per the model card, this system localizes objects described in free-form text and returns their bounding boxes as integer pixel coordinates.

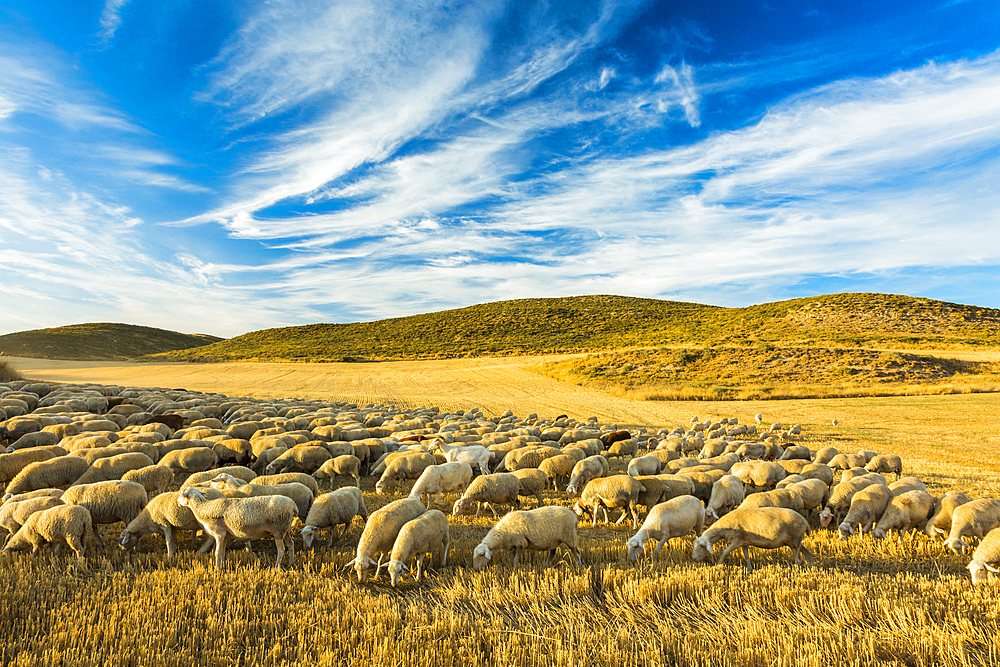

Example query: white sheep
[692,507,814,572]
[2,504,93,561]
[813,447,840,466]
[346,497,426,583]
[208,474,313,521]
[627,455,661,478]
[375,452,438,495]
[838,484,892,539]
[312,455,361,486]
[386,509,450,586]
[72,452,154,486]
[967,527,1000,585]
[626,495,705,564]
[925,490,971,540]
[565,455,609,497]
[300,487,368,548]
[787,479,829,514]
[0,495,64,542]
[121,464,173,501]
[819,477,878,528]
[510,468,547,508]
[62,480,148,547]
[178,486,296,569]
[705,474,745,524]
[452,473,522,518]
[437,442,492,475]
[871,489,934,541]
[472,505,582,571]
[865,454,902,480]
[407,462,474,509]
[538,454,577,491]
[572,475,644,529]
[888,477,925,497]
[3,456,89,499]
[945,499,1000,555]
[119,489,223,556]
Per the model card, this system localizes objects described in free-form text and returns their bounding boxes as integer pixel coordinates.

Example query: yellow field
[3,355,1000,666]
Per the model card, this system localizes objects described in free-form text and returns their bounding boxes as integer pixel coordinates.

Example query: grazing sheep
[178,486,296,569]
[730,461,786,490]
[735,443,768,461]
[600,430,631,449]
[967,527,1000,585]
[738,488,805,515]
[208,475,313,521]
[253,473,319,495]
[159,447,218,475]
[945,499,1000,555]
[300,487,368,548]
[72,452,155,486]
[4,456,89,499]
[841,467,869,484]
[118,490,223,556]
[0,495,64,542]
[251,446,287,474]
[472,505,581,571]
[2,504,93,561]
[438,442,493,475]
[865,454,903,480]
[925,490,971,539]
[626,495,705,564]
[705,475,745,524]
[452,473,522,518]
[0,448,61,484]
[538,454,577,491]
[838,484,892,539]
[888,477,925,497]
[675,470,714,504]
[313,455,362,486]
[386,509,450,586]
[184,466,257,488]
[828,453,867,471]
[375,453,438,495]
[408,462,474,509]
[121,464,173,500]
[798,463,834,486]
[605,437,638,462]
[566,455,609,497]
[347,497,426,583]
[872,489,935,540]
[572,475,644,529]
[264,445,332,476]
[62,480,148,546]
[692,507,814,572]
[627,455,661,478]
[819,477,878,528]
[510,468,547,508]
[776,475,804,489]
[2,488,63,505]
[813,447,840,466]
[787,479,829,514]
[778,446,811,461]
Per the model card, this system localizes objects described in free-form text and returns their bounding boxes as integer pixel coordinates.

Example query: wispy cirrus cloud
[98,0,130,44]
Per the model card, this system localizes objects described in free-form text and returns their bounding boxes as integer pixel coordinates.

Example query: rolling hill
[0,323,224,361]
[146,292,1000,363]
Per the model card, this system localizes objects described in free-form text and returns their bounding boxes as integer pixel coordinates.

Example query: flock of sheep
[1,379,998,587]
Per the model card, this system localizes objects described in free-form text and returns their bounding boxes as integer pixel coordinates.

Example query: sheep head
[387,560,408,587]
[472,544,491,571]
[299,526,317,549]
[691,537,712,562]
[625,537,644,564]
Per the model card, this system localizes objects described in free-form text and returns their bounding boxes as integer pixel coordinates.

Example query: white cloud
[98,0,129,44]
[654,62,701,127]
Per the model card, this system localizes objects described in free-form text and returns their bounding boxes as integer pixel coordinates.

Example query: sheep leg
[198,535,215,553]
[741,546,753,572]
[273,533,285,569]
[797,544,815,567]
[92,528,106,548]
[592,502,600,527]
[441,538,450,568]
[652,536,669,557]
[66,534,86,561]
[545,548,557,565]
[615,510,627,525]
[213,533,228,570]
[511,547,522,567]
[415,554,425,581]
[715,540,743,566]
[630,502,639,530]
[164,525,177,558]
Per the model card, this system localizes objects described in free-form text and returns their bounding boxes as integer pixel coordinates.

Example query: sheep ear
[367,557,378,566]
[705,542,714,555]
[985,563,1000,573]
[344,558,356,569]
[120,534,130,546]
[483,546,491,560]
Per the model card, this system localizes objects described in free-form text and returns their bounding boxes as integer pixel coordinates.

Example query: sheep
[872,489,935,541]
[0,495,64,542]
[250,471,318,494]
[967,527,1000,585]
[437,442,492,475]
[62,480,148,546]
[838,484,892,539]
[71,452,155,486]
[626,495,705,564]
[0,448,61,484]
[778,446,811,461]
[510,468,547,508]
[386,509,450,586]
[538,454,577,491]
[841,467,869,484]
[627,455,661,478]
[945,499,1000,555]
[813,446,840,466]
[698,453,739,472]
[3,456,89,499]
[787,479,829,514]
[776,475,804,489]
[208,475,313,521]
[705,474,745,524]
[798,463,834,486]
[605,437,638,462]
[565,455,609,497]
[692,507,814,572]
[407,462,474,509]
[313,455,362,486]
[888,477,926,497]
[739,488,805,515]
[471,505,581,571]
[828,453,867,471]
[2,504,93,561]
[184,466,257,487]
[375,453,438,495]
[819,477,878,528]
[264,445,332,476]
[735,443,767,461]
[572,475,644,529]
[2,488,63,505]
[925,490,971,539]
[118,489,224,556]
[600,430,631,448]
[121,464,173,501]
[452,473,522,518]
[300,487,368,548]
[251,446,287,474]
[158,447,218,475]
[865,454,902,480]
[178,486,296,569]
[346,497,426,583]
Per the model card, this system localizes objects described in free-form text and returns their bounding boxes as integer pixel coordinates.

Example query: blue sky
[1,0,999,337]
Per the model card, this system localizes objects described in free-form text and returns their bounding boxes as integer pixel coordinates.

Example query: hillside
[0,323,223,361]
[147,292,1000,363]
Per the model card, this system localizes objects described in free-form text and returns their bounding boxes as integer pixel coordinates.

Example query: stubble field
[2,355,999,666]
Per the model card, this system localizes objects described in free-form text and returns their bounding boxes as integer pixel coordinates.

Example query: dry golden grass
[3,357,1000,666]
